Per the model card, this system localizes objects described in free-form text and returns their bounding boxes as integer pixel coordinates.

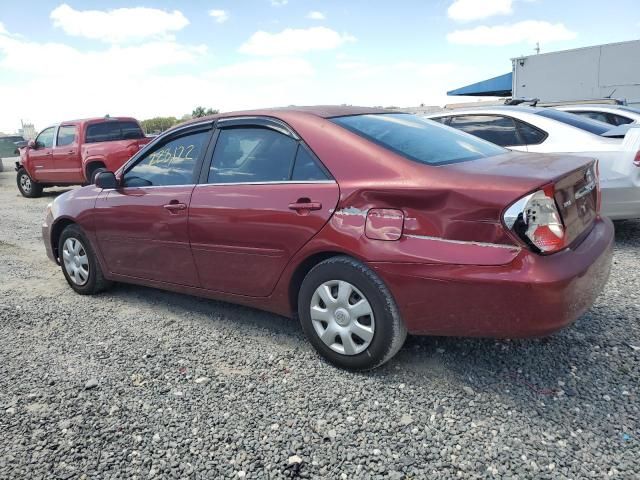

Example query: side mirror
[95,171,118,189]
[27,140,36,149]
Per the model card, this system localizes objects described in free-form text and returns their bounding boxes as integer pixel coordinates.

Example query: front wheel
[298,256,407,370]
[59,224,112,294]
[16,169,43,198]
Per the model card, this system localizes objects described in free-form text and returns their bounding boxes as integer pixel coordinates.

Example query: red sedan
[42,106,614,370]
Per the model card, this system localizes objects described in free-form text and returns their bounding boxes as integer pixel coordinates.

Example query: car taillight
[503,186,566,254]
[634,151,640,167]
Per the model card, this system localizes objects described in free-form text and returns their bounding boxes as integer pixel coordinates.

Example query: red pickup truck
[16,117,151,198]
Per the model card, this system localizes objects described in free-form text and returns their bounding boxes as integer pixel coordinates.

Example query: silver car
[426,106,640,220]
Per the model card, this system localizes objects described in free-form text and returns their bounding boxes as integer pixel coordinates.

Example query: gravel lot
[0,157,639,479]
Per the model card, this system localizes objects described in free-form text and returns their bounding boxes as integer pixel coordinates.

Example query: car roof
[63,116,139,125]
[178,105,395,128]
[429,105,542,116]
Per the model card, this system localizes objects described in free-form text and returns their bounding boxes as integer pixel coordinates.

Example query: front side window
[57,125,77,147]
[124,130,209,187]
[86,121,144,144]
[208,128,298,183]
[331,114,506,166]
[35,127,55,149]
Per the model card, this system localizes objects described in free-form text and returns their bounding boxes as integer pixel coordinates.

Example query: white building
[448,40,640,107]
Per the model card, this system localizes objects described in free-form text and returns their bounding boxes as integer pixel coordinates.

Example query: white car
[426,106,640,220]
[554,104,640,126]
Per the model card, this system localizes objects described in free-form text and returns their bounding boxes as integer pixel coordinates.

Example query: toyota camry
[42,106,614,370]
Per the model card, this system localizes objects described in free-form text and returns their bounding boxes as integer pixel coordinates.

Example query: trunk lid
[552,161,598,245]
[446,151,598,247]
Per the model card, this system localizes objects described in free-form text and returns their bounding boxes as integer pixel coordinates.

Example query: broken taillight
[503,186,566,254]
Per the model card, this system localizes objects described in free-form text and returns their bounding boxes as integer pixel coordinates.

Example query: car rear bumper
[371,217,614,338]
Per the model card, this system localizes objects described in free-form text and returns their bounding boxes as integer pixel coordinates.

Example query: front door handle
[288,200,322,212]
[163,202,187,213]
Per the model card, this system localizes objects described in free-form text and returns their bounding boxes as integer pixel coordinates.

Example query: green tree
[191,106,219,118]
[140,116,180,134]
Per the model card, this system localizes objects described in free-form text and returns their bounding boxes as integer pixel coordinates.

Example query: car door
[29,127,56,182]
[51,124,83,183]
[93,124,213,286]
[189,118,340,297]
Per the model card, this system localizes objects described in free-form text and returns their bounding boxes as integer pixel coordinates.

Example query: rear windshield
[331,113,506,166]
[85,121,144,143]
[536,109,611,135]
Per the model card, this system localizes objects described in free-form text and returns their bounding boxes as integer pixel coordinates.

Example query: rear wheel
[298,256,407,370]
[59,224,112,294]
[86,164,106,184]
[16,169,43,198]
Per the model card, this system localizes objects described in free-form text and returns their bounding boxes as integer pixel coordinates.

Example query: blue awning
[447,72,512,97]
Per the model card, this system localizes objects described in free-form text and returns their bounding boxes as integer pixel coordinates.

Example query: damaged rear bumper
[371,217,614,338]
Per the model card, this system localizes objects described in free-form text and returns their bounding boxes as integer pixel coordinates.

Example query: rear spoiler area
[601,124,639,138]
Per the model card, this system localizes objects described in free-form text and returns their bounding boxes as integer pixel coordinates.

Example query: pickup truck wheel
[298,256,407,371]
[59,224,112,295]
[86,165,106,184]
[16,169,43,198]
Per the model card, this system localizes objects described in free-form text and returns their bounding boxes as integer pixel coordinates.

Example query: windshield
[536,109,611,135]
[331,113,506,166]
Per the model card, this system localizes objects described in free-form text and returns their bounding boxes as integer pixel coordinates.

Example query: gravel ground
[0,157,639,479]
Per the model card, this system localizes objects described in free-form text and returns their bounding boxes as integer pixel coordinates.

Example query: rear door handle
[163,202,187,213]
[288,201,322,211]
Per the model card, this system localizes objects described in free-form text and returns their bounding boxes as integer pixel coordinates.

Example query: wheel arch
[84,159,107,180]
[288,250,360,315]
[50,217,77,262]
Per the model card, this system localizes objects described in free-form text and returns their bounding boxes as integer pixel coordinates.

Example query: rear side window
[449,115,521,146]
[208,128,298,183]
[573,111,611,124]
[292,146,329,181]
[331,114,505,166]
[609,113,633,126]
[430,116,450,124]
[85,121,144,143]
[515,120,547,144]
[536,109,610,135]
[57,125,77,147]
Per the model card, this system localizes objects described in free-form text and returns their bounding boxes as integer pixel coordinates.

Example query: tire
[16,168,43,198]
[86,165,106,184]
[59,224,112,295]
[298,256,407,371]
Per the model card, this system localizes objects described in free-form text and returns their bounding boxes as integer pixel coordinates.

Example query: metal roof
[447,72,513,97]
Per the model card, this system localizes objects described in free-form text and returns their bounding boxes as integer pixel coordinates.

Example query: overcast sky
[1,0,639,132]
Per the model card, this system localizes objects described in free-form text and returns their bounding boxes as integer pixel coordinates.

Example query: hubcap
[310,280,375,356]
[20,174,31,193]
[62,238,90,286]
